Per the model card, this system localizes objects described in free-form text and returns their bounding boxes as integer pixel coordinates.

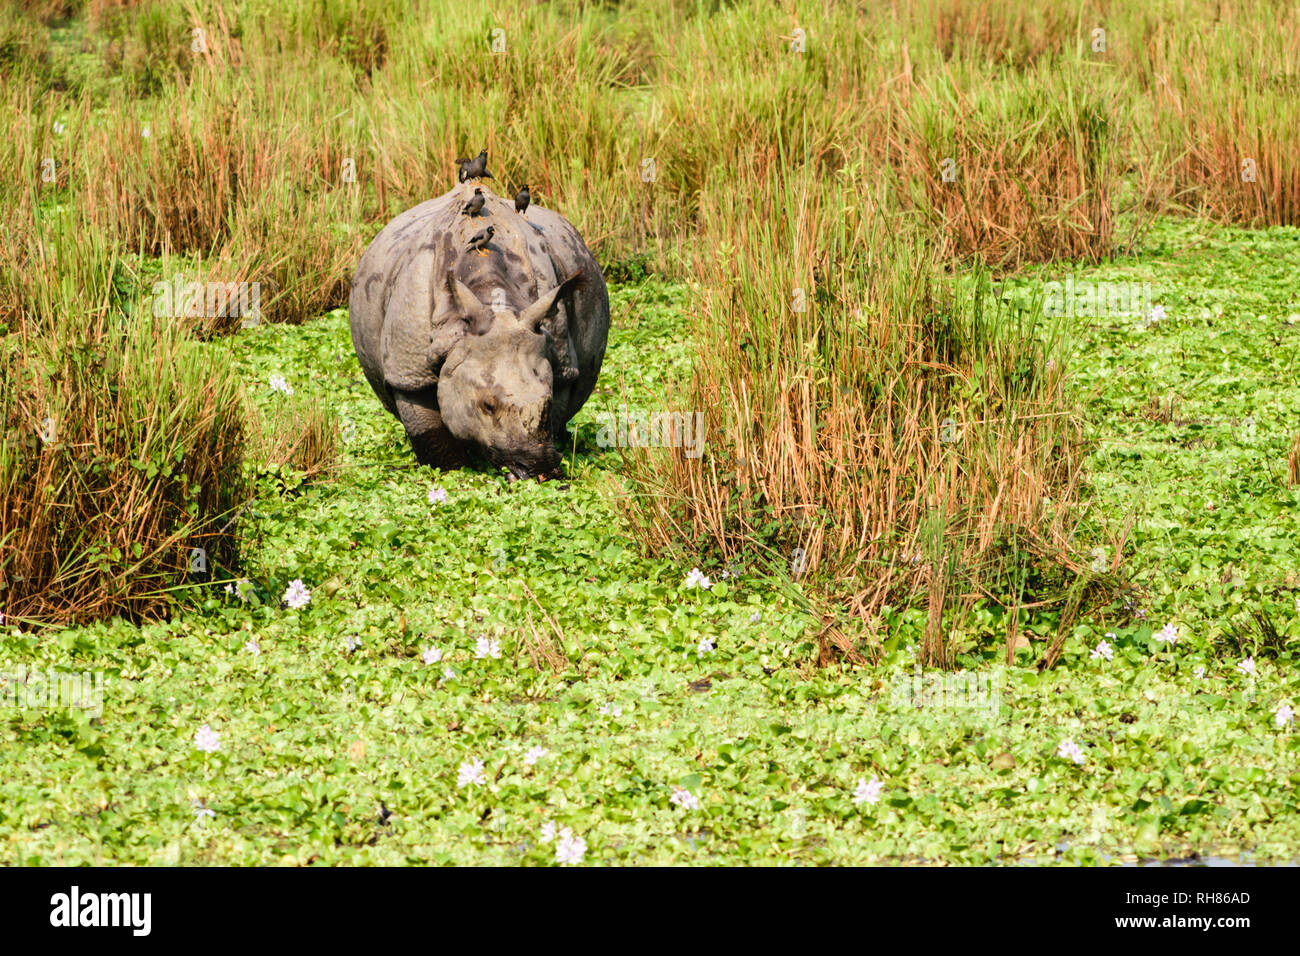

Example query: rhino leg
[393,388,471,468]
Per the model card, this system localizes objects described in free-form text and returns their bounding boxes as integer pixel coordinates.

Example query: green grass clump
[1,214,250,627]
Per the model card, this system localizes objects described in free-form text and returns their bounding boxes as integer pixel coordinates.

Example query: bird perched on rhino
[467,224,495,256]
[461,187,486,217]
[514,184,530,216]
[455,149,493,183]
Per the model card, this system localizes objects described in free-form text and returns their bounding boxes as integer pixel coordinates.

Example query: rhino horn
[445,272,495,335]
[517,272,585,333]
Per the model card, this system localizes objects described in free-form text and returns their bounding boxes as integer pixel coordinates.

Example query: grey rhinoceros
[349,182,610,479]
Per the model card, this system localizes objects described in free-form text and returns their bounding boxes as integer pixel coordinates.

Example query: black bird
[514,184,530,216]
[461,187,485,217]
[455,149,493,183]
[467,224,495,257]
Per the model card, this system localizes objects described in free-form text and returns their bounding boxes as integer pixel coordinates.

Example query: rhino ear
[446,273,494,335]
[518,272,585,333]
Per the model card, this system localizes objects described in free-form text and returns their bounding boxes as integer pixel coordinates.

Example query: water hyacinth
[344,635,361,652]
[1090,639,1114,661]
[539,821,557,844]
[422,646,443,666]
[1236,657,1256,677]
[283,579,311,609]
[523,746,548,766]
[428,486,448,506]
[670,787,700,810]
[1275,703,1295,729]
[457,759,486,788]
[1057,739,1085,765]
[194,724,221,753]
[852,776,884,806]
[475,636,501,659]
[554,827,586,865]
[268,374,294,396]
[598,702,623,717]
[1153,622,1180,645]
[244,639,260,656]
[697,637,715,656]
[684,568,711,590]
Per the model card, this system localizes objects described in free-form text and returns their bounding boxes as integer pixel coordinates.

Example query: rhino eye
[480,399,498,415]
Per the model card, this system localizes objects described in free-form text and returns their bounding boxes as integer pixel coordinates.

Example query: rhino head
[436,271,583,480]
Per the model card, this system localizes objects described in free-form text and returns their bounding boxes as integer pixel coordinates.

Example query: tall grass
[251,394,340,481]
[619,157,1107,666]
[0,214,250,626]
[0,4,53,78]
[1134,1,1300,225]
[37,0,1289,303]
[897,64,1124,267]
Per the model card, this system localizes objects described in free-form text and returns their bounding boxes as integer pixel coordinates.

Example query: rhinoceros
[349,182,610,479]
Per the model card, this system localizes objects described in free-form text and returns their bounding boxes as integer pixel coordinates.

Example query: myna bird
[514,184,530,216]
[454,151,476,182]
[461,187,485,217]
[467,224,495,256]
[455,149,493,183]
